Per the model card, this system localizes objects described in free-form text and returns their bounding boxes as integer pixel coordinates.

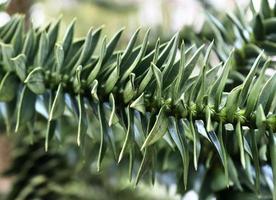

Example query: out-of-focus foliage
[0,0,8,10]
[2,137,178,200]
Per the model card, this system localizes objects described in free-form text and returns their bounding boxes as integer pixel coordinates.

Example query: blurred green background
[0,0,255,41]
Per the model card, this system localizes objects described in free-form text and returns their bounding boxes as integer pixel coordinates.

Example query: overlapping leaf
[0,13,275,199]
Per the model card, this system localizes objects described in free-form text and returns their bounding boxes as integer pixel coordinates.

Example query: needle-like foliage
[0,1,275,199]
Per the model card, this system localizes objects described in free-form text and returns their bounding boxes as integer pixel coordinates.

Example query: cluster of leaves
[3,138,74,200]
[0,1,275,199]
[3,137,175,200]
[207,0,276,75]
[1,136,179,200]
